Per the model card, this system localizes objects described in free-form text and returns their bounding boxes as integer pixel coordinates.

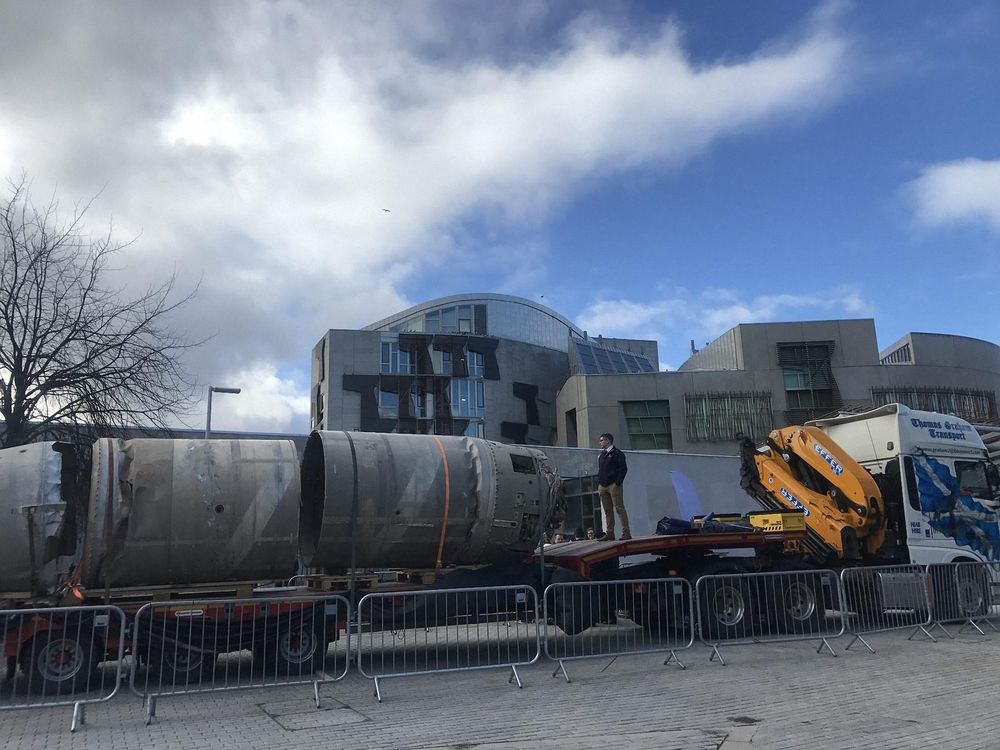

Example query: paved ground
[2,627,998,750]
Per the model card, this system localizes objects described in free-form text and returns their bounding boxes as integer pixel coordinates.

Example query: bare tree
[0,175,199,448]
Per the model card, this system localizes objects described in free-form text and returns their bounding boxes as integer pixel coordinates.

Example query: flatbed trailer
[537,517,807,578]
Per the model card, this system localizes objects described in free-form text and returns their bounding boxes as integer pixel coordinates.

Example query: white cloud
[908,158,1000,233]
[0,4,857,431]
[204,364,310,435]
[577,284,875,369]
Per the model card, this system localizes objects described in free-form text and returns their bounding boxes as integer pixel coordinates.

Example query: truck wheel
[20,628,98,695]
[771,573,825,634]
[259,612,327,675]
[698,578,750,641]
[955,565,990,619]
[147,642,216,684]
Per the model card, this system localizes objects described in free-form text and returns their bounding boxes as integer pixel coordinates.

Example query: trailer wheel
[147,642,216,684]
[699,578,750,641]
[20,628,98,695]
[260,611,327,675]
[771,573,825,634]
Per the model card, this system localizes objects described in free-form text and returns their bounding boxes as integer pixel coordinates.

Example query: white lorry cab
[810,403,1000,566]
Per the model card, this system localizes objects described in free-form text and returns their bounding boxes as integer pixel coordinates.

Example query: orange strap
[432,436,451,569]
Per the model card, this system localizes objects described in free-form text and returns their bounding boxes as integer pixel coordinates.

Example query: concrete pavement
[2,628,998,749]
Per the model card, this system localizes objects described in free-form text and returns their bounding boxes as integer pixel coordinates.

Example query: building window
[451,378,484,418]
[468,351,485,378]
[463,421,485,438]
[410,390,433,419]
[871,386,998,423]
[378,389,398,418]
[458,305,473,332]
[381,342,414,374]
[622,400,672,450]
[559,475,603,536]
[777,342,838,419]
[314,384,324,428]
[686,392,774,442]
[880,344,912,365]
[431,349,453,375]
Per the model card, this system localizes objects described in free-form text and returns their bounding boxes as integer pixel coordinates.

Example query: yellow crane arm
[740,426,887,562]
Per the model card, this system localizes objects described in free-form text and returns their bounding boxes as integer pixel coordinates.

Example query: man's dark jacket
[598,446,628,486]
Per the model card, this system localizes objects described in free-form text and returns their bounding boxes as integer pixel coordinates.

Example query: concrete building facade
[556,320,1000,455]
[311,294,656,444]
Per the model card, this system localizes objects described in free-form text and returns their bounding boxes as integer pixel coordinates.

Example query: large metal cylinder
[81,438,300,588]
[0,442,78,597]
[299,431,560,569]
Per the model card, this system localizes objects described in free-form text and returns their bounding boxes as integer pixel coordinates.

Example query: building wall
[557,322,1000,454]
[313,328,568,443]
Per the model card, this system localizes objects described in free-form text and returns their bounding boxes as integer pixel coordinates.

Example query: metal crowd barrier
[1,605,127,731]
[839,565,935,652]
[356,585,539,702]
[542,578,694,682]
[129,594,350,724]
[927,562,1000,637]
[695,569,844,664]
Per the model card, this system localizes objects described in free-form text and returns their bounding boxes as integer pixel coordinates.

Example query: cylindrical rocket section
[0,442,79,597]
[299,431,560,570]
[81,438,300,588]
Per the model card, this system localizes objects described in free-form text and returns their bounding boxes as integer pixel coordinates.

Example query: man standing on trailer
[596,433,631,540]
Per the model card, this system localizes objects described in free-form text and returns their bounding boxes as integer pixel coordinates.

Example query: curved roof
[364,294,584,351]
[365,293,582,334]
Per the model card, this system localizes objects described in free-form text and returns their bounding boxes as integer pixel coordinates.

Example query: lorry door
[901,454,1000,562]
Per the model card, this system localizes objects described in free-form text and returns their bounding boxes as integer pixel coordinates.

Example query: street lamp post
[205,385,242,439]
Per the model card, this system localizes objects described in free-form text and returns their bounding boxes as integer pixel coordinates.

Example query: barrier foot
[959,619,987,636]
[846,634,875,654]
[816,637,837,657]
[145,696,157,725]
[313,680,321,709]
[552,660,570,683]
[907,625,937,643]
[708,644,725,666]
[664,650,686,670]
[373,678,383,703]
[985,618,1000,633]
[70,702,85,732]
[928,621,954,640]
[508,665,523,689]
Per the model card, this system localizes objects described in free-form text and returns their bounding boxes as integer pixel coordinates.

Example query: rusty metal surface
[82,438,300,588]
[0,442,73,597]
[300,431,559,569]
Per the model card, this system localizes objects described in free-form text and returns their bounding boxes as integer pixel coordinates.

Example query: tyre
[545,568,595,636]
[698,578,751,641]
[146,641,216,684]
[20,627,98,695]
[258,611,327,675]
[929,562,988,622]
[770,573,825,634]
[955,565,990,619]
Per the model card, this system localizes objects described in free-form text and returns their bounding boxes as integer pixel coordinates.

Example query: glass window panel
[622,402,646,417]
[594,348,613,372]
[425,310,440,332]
[378,389,398,418]
[647,401,669,418]
[441,307,457,331]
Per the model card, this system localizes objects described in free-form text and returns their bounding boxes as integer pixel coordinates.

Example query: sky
[1,0,998,435]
